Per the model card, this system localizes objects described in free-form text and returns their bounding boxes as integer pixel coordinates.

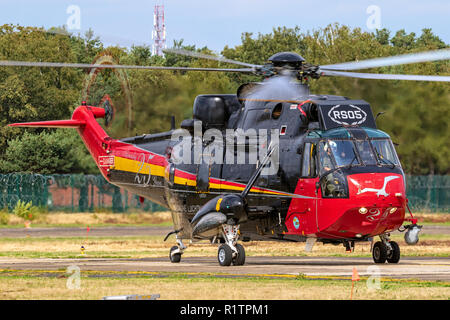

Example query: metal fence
[405,175,449,213]
[0,173,165,213]
[0,173,448,213]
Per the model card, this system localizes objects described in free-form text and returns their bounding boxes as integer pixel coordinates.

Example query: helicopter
[4,47,450,266]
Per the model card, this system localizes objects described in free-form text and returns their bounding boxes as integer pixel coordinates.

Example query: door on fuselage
[195,139,223,194]
[290,142,318,234]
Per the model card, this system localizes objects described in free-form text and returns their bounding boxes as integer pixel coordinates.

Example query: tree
[0,24,448,175]
[0,129,97,174]
[221,24,449,174]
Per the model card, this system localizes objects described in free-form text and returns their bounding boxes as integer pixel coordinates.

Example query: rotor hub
[268,52,305,68]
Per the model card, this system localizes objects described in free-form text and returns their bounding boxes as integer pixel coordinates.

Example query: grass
[0,211,448,300]
[0,211,173,228]
[0,271,448,300]
[413,213,450,226]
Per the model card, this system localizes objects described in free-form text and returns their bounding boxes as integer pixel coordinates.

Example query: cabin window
[301,142,316,177]
[272,103,283,119]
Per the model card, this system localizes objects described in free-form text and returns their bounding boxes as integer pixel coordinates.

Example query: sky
[1,0,449,54]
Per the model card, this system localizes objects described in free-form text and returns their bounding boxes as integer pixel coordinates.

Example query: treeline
[0,24,448,175]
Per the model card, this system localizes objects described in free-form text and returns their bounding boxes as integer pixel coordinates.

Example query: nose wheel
[170,246,182,263]
[169,237,186,263]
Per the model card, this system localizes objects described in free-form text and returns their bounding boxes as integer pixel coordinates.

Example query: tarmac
[0,256,449,282]
[0,225,449,282]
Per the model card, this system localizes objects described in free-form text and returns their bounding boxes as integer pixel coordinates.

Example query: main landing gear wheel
[387,241,400,264]
[372,241,388,263]
[372,239,401,264]
[217,243,246,266]
[218,244,233,266]
[216,224,246,266]
[232,243,246,266]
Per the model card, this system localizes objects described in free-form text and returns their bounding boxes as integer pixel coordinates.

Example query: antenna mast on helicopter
[152,1,166,56]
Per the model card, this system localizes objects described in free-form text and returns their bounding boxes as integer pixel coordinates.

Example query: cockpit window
[318,141,335,175]
[371,139,399,165]
[330,140,358,167]
[317,138,399,173]
[318,140,359,174]
[355,140,377,165]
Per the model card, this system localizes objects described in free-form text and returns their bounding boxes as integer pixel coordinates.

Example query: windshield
[355,140,377,165]
[318,138,399,173]
[318,140,359,174]
[371,139,399,165]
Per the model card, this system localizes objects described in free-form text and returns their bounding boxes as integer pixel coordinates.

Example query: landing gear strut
[217,224,245,266]
[372,233,400,264]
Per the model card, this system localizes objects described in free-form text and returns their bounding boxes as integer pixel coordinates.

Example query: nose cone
[316,173,406,239]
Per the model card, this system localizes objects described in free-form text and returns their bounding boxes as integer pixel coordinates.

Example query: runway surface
[0,256,449,282]
[1,225,449,283]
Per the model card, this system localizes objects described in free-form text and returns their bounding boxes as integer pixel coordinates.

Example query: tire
[372,241,388,263]
[169,246,181,263]
[232,244,246,266]
[218,244,233,266]
[387,241,400,264]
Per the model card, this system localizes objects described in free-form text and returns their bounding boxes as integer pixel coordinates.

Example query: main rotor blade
[163,48,260,68]
[320,48,450,71]
[321,69,450,82]
[0,60,253,73]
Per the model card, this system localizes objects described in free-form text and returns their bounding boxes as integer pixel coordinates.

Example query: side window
[301,142,316,177]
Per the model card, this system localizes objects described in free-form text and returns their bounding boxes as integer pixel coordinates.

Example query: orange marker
[350,267,360,300]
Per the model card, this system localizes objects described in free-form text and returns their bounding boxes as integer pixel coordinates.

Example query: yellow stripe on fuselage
[113,156,165,177]
[174,175,196,187]
[112,156,292,197]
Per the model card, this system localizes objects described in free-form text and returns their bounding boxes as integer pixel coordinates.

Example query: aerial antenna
[152,1,166,56]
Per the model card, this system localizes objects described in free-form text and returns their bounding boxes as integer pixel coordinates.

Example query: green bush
[12,200,39,221]
[0,208,9,225]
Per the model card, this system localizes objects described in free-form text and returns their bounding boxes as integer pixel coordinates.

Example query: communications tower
[152,2,166,56]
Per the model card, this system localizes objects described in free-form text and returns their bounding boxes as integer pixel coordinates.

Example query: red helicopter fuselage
[10,101,415,246]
